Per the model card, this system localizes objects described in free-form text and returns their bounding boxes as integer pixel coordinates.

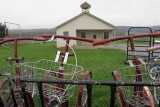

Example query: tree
[0,23,8,38]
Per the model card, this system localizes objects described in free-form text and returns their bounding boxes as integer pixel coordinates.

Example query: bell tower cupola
[81,2,91,13]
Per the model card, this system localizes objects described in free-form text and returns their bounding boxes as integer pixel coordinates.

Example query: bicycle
[146,45,160,104]
[0,37,46,107]
[0,35,96,106]
[29,34,93,107]
[93,33,160,107]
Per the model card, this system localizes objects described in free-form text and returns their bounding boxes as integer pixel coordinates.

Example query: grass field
[0,42,128,106]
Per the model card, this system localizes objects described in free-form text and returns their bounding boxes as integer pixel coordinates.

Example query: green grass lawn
[0,42,127,106]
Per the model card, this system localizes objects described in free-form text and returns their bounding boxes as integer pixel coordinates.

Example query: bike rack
[20,78,160,107]
[127,27,153,61]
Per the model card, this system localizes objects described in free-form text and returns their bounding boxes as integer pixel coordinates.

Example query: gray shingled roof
[55,12,116,29]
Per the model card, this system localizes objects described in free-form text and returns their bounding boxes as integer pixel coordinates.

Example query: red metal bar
[147,45,160,51]
[57,39,71,93]
[93,33,160,46]
[65,38,70,52]
[0,38,5,41]
[0,37,46,45]
[6,57,24,61]
[130,38,143,97]
[112,71,127,107]
[56,51,74,56]
[42,34,52,38]
[15,66,21,86]
[150,33,160,37]
[14,40,18,63]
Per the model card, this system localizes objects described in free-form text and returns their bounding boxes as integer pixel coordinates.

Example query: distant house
[55,2,116,47]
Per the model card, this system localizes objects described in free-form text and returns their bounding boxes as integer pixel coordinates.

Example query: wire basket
[113,64,160,107]
[21,59,83,103]
[0,64,19,79]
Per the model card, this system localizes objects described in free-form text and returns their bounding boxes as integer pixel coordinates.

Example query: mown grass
[0,42,127,106]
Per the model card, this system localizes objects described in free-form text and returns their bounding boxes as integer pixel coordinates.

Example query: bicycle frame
[41,34,97,106]
[0,35,97,106]
[0,37,46,106]
[93,33,160,78]
[93,33,160,98]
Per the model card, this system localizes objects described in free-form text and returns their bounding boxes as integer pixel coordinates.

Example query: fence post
[87,85,92,107]
[110,85,117,107]
[37,82,45,107]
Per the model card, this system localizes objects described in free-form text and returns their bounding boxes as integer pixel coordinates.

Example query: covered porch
[76,29,114,46]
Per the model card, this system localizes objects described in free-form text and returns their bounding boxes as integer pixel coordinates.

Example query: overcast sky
[1,0,160,29]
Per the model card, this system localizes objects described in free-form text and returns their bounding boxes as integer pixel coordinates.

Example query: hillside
[8,28,56,37]
[7,25,160,37]
[116,25,160,36]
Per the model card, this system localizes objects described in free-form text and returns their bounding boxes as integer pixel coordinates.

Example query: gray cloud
[1,0,160,29]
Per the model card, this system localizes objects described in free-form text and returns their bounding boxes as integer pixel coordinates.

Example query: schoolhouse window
[63,31,69,36]
[93,35,97,39]
[81,32,86,38]
[104,32,109,39]
[63,31,69,40]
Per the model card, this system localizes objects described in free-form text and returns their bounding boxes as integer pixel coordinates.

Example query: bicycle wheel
[6,92,34,107]
[112,71,127,107]
[146,57,160,79]
[0,79,15,103]
[148,65,160,80]
[142,86,154,107]
[76,71,92,107]
[145,58,155,72]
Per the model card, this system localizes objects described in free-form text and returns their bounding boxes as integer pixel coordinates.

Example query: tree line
[0,23,8,38]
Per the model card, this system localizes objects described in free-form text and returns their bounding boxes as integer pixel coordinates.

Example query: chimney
[80,2,91,13]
